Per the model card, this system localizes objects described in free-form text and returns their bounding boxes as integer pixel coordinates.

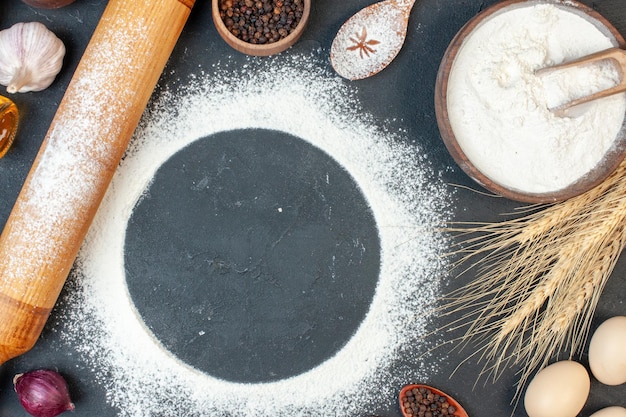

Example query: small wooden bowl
[399,384,469,417]
[212,0,311,56]
[434,0,626,203]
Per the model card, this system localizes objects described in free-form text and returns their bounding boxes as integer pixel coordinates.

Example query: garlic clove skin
[0,22,66,94]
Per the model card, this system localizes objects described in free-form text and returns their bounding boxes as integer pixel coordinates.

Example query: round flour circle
[62,53,452,417]
[124,128,381,383]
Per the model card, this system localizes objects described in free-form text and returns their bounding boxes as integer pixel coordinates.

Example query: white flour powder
[330,1,412,80]
[447,3,626,194]
[58,52,452,416]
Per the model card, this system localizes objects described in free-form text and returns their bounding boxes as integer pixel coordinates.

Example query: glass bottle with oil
[0,95,19,159]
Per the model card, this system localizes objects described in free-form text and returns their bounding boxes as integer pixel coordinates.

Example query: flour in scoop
[331,2,408,80]
[447,4,626,194]
[59,52,453,417]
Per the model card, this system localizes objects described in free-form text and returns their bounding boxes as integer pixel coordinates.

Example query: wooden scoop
[537,47,626,116]
[330,0,417,80]
[0,0,194,365]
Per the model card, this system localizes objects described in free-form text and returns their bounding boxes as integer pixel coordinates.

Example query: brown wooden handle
[0,0,194,365]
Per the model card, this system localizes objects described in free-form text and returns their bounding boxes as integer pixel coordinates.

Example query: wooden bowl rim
[211,0,311,56]
[399,384,469,417]
[434,0,626,204]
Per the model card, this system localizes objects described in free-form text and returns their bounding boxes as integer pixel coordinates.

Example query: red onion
[20,0,76,8]
[13,369,75,417]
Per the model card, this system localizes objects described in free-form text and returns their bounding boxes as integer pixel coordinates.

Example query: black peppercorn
[218,0,304,44]
[400,386,462,417]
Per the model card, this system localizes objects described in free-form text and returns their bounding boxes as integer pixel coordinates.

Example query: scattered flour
[60,51,452,416]
[447,3,626,194]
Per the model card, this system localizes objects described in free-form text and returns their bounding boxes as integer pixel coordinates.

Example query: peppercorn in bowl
[212,0,310,56]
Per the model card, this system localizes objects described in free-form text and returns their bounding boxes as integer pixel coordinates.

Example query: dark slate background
[0,0,625,416]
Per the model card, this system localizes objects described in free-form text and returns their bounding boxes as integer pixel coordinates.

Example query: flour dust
[59,51,453,417]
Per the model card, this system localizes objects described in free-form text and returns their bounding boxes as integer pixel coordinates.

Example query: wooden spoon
[399,384,469,417]
[536,47,626,116]
[330,0,417,80]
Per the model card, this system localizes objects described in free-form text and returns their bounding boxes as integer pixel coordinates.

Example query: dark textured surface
[125,129,380,383]
[0,0,624,416]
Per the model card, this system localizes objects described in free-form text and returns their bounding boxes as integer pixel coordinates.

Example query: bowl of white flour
[435,0,626,203]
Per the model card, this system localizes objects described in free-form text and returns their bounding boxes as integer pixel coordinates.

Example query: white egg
[524,360,590,417]
[590,407,626,417]
[589,316,626,385]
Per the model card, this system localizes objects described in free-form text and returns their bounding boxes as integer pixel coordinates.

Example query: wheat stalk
[438,159,626,403]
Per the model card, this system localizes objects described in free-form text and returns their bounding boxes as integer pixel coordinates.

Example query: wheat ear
[438,158,626,404]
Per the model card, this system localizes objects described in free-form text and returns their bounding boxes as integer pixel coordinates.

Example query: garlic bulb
[0,22,66,94]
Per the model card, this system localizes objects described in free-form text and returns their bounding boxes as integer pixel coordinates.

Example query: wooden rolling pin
[0,0,195,365]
